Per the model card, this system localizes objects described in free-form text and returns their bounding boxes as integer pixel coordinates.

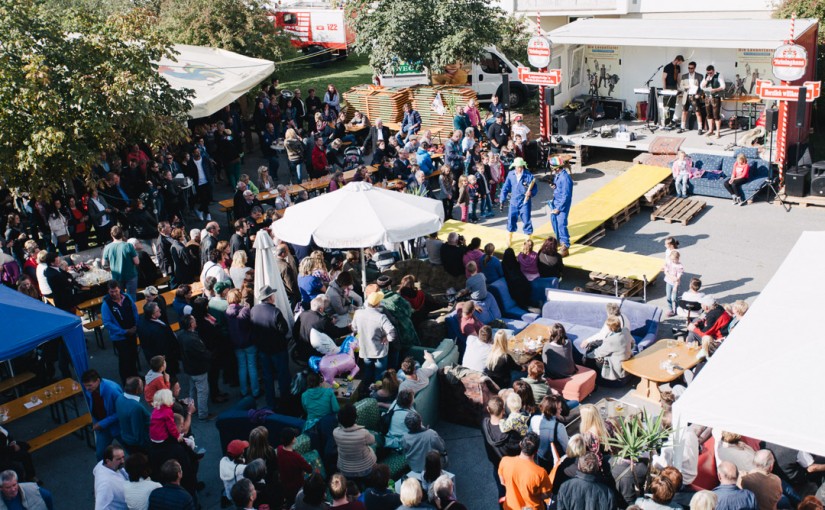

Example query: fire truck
[271,1,355,63]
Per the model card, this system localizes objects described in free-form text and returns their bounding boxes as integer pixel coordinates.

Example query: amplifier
[785,166,810,197]
[552,112,578,135]
[600,99,626,120]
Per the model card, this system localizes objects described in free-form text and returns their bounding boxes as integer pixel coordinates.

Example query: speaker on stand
[501,73,511,122]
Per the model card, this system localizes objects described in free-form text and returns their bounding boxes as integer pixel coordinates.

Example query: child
[457,175,470,222]
[461,127,476,175]
[488,153,503,202]
[663,250,685,317]
[499,144,514,169]
[473,161,493,218]
[724,153,750,204]
[671,151,694,198]
[220,439,248,504]
[467,174,479,222]
[150,389,182,444]
[498,392,529,436]
[664,236,680,262]
[144,355,170,404]
[277,427,313,505]
[513,135,525,157]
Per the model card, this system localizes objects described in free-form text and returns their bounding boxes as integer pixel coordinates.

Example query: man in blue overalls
[549,164,573,256]
[499,157,537,246]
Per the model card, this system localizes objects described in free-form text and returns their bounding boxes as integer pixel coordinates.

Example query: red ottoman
[547,365,597,402]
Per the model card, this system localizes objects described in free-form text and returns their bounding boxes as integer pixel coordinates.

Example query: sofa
[405,338,460,426]
[384,258,466,294]
[687,148,771,202]
[443,293,502,349]
[215,396,306,453]
[532,289,662,354]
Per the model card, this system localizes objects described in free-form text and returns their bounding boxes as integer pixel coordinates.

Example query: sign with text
[518,67,562,86]
[772,43,808,82]
[755,79,820,102]
[527,36,552,69]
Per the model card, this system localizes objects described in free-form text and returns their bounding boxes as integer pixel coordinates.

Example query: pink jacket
[671,158,697,179]
[150,405,180,443]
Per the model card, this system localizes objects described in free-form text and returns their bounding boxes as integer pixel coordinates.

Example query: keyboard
[633,87,679,96]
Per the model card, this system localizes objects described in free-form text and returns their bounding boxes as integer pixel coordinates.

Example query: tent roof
[157,44,275,119]
[673,231,825,457]
[547,18,818,49]
[0,285,89,375]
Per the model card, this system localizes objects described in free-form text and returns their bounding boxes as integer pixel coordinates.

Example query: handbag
[57,234,70,244]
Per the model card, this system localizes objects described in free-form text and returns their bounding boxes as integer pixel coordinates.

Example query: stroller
[343,146,364,171]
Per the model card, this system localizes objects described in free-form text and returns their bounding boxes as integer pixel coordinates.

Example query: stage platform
[437,163,672,283]
[554,118,754,158]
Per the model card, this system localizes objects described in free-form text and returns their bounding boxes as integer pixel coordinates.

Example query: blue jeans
[550,209,570,247]
[259,350,291,409]
[675,173,689,197]
[121,276,138,303]
[288,161,304,184]
[94,427,120,461]
[480,195,493,216]
[268,156,280,180]
[236,346,260,397]
[665,282,678,312]
[361,356,388,384]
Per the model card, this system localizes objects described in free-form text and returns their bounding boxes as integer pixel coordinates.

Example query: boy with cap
[219,439,248,504]
[499,157,537,246]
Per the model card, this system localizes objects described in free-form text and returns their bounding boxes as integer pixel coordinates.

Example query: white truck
[373,47,537,108]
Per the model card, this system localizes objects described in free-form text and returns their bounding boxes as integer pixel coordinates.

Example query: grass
[278,52,374,96]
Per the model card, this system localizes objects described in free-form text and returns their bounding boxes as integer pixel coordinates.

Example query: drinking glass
[44,390,52,400]
[667,339,676,349]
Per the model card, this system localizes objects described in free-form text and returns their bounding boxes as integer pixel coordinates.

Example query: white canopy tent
[271,181,444,285]
[253,230,295,330]
[157,44,275,119]
[547,18,818,49]
[673,231,825,457]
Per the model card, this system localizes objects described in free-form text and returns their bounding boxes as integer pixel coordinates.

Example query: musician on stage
[499,157,537,247]
[679,61,705,134]
[662,55,684,128]
[701,65,726,138]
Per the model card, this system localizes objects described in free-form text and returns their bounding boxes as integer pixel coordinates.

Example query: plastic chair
[674,299,702,338]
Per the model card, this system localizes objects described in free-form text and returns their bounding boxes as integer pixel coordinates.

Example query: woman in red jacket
[724,154,750,204]
[311,136,331,178]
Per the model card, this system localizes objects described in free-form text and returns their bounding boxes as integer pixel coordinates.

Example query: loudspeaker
[811,161,825,197]
[785,166,810,197]
[796,87,807,128]
[601,100,624,120]
[547,88,555,106]
[501,74,511,109]
[552,112,577,135]
[765,108,778,132]
[787,143,812,168]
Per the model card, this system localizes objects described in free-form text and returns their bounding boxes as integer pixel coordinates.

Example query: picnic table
[218,184,305,225]
[507,323,550,365]
[0,378,93,452]
[621,339,703,403]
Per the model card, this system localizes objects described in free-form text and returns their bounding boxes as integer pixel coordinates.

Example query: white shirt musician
[680,62,705,133]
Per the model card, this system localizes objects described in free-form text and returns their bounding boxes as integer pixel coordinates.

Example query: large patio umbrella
[253,229,294,330]
[271,181,445,286]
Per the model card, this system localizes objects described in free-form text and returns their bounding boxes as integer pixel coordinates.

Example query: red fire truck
[271,1,355,63]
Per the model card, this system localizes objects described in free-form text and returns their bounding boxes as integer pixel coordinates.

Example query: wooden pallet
[641,177,674,207]
[605,200,641,230]
[650,197,707,225]
[548,143,588,172]
[777,191,825,208]
[585,275,645,298]
[577,226,606,246]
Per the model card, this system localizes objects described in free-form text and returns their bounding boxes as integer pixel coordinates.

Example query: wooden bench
[82,319,105,349]
[219,198,235,225]
[28,413,93,452]
[0,372,35,397]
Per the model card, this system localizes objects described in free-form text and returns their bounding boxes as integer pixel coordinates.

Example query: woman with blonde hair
[689,490,718,510]
[298,257,326,309]
[257,165,275,192]
[398,477,429,509]
[552,433,587,493]
[229,250,250,289]
[284,127,306,183]
[485,329,515,389]
[579,403,610,454]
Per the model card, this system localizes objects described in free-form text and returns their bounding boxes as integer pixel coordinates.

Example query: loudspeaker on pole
[765,108,778,132]
[796,87,806,128]
[501,74,511,109]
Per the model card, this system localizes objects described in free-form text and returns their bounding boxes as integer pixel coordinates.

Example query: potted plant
[606,410,671,499]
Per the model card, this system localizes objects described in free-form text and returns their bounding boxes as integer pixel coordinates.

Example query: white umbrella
[272,181,444,286]
[253,230,294,330]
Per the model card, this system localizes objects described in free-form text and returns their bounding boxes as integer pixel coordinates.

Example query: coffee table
[333,378,362,406]
[508,323,552,365]
[621,339,702,403]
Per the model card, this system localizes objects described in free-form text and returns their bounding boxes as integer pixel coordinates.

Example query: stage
[552,118,765,159]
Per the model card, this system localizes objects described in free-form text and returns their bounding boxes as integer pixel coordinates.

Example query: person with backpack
[382,389,415,451]
[529,395,570,473]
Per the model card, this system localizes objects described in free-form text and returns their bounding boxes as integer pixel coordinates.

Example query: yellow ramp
[437,220,662,281]
[535,164,672,243]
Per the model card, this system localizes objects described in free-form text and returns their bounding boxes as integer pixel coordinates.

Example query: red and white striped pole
[537,11,549,142]
[776,13,795,179]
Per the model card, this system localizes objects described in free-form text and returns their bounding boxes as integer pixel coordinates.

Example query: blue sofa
[215,396,306,453]
[688,148,771,202]
[532,289,662,354]
[405,339,460,426]
[444,292,502,347]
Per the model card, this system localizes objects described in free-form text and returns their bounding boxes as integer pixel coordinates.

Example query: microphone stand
[644,64,664,88]
[641,65,664,134]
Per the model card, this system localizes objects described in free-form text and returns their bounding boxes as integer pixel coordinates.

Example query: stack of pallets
[343,85,411,125]
[409,85,477,133]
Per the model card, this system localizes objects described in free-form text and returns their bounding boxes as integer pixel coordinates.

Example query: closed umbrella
[253,230,294,330]
[272,181,444,286]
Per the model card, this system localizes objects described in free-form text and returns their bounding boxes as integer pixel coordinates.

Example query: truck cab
[375,46,536,108]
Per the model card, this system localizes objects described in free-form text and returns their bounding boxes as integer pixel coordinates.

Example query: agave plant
[607,410,671,462]
[405,185,430,197]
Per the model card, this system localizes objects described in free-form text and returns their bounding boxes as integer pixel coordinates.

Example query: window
[283,13,297,24]
[479,52,511,74]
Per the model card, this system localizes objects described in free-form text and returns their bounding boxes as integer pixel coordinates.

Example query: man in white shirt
[679,61,705,134]
[652,412,699,485]
[185,147,213,221]
[398,351,437,395]
[93,445,128,510]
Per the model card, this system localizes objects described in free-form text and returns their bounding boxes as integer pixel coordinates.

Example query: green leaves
[0,0,192,198]
[346,0,513,75]
[606,409,671,462]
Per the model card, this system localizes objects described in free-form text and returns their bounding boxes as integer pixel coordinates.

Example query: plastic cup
[667,339,676,349]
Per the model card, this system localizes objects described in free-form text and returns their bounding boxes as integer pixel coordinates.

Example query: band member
[662,55,684,127]
[701,65,726,138]
[680,61,704,134]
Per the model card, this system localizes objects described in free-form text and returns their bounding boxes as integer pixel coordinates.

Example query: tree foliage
[346,0,508,74]
[495,14,532,68]
[0,0,192,198]
[156,0,293,62]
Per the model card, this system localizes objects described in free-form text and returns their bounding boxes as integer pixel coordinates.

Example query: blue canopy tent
[0,285,89,377]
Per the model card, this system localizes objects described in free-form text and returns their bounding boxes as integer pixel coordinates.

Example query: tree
[346,0,508,74]
[774,1,825,120]
[156,0,293,62]
[0,0,192,197]
[495,14,532,68]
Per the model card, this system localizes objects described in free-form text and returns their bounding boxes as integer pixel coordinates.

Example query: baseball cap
[226,439,248,458]
[367,291,384,307]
